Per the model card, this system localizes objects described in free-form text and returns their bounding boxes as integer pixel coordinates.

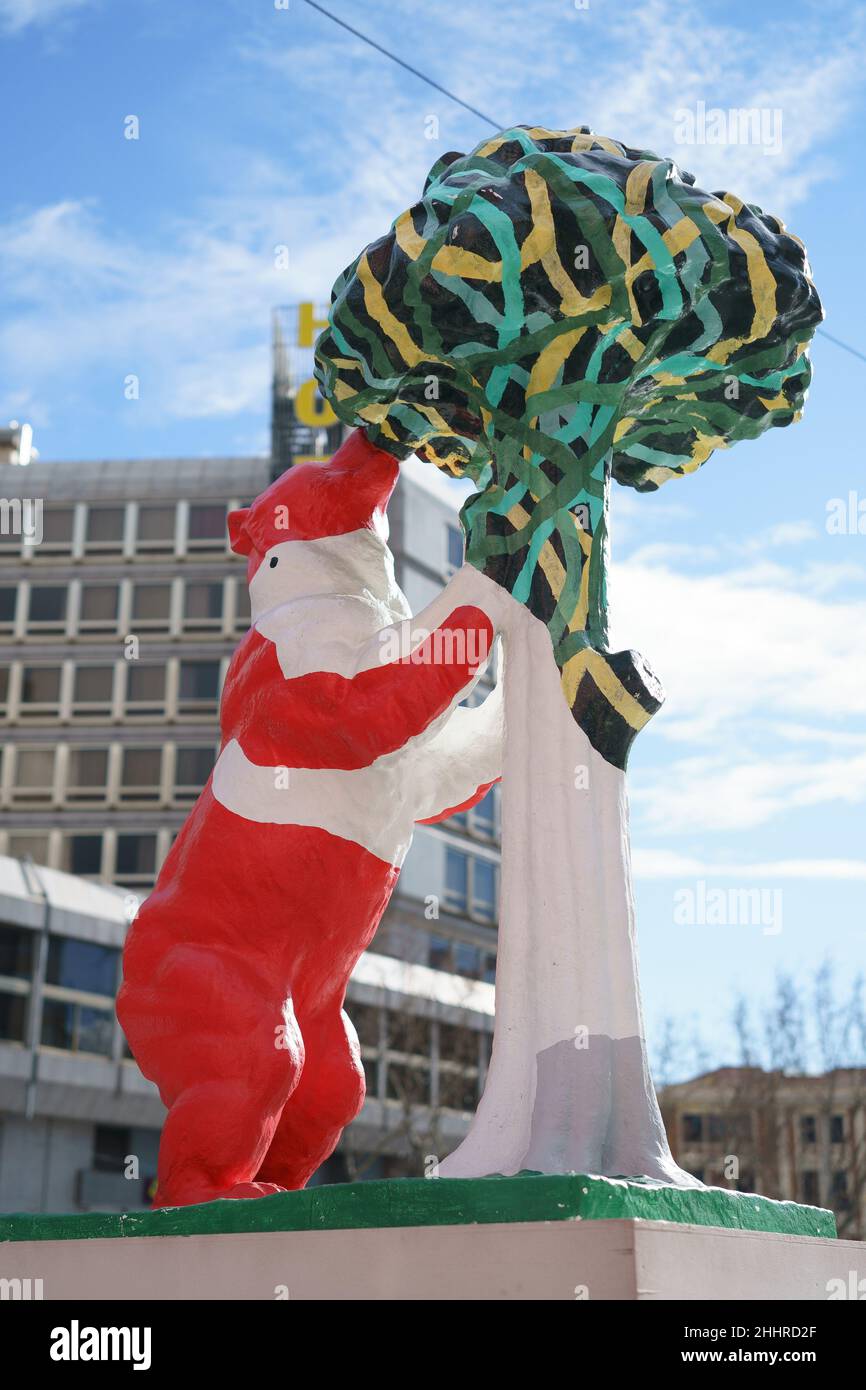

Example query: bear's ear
[227,508,253,556]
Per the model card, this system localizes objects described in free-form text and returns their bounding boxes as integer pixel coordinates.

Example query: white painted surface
[3,1222,860,1301]
[425,568,693,1183]
[213,530,503,865]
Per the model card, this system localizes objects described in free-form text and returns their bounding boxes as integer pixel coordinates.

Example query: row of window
[681,1110,847,1145]
[0,577,250,638]
[326,1002,489,1113]
[802,1168,851,1210]
[0,924,121,1057]
[1,502,465,579]
[0,500,247,561]
[0,657,227,722]
[0,742,216,806]
[428,934,497,983]
[0,926,492,1115]
[0,828,173,887]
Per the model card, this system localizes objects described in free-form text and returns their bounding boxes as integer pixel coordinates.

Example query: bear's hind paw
[222,1181,288,1201]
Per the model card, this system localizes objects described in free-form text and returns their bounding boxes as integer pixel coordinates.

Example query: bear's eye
[269,555,278,568]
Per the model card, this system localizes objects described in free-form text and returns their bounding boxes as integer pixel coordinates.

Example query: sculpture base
[0,1172,834,1243]
[0,1217,857,1302]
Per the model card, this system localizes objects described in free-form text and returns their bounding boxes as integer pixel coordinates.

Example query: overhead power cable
[302,0,864,370]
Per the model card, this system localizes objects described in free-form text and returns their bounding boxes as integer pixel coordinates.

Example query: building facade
[0,297,501,1210]
[0,854,493,1211]
[0,443,500,980]
[661,1067,866,1240]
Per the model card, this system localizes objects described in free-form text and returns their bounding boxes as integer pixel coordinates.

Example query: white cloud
[0,0,95,34]
[611,549,866,833]
[633,849,866,881]
[577,0,865,214]
[1,0,862,441]
[611,555,866,740]
[630,749,866,834]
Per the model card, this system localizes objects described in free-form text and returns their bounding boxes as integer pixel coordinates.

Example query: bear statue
[117,428,502,1207]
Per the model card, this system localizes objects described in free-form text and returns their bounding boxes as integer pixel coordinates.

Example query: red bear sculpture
[117,429,500,1207]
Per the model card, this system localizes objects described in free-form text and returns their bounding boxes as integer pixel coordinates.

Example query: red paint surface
[117,431,493,1207]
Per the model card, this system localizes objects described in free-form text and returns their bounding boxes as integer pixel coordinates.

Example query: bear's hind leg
[151,980,305,1208]
[255,1007,365,1190]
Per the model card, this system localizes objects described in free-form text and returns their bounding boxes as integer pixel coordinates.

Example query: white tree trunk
[433,566,698,1184]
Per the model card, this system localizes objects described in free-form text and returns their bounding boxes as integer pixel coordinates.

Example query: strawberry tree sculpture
[315,125,822,1183]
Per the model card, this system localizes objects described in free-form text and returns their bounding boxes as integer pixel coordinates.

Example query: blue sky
[1,0,865,1072]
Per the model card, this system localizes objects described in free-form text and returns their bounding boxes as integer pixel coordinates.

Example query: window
[802,1170,820,1204]
[446,524,464,572]
[175,745,215,799]
[439,1022,479,1068]
[93,1125,131,1175]
[131,583,172,626]
[60,834,103,876]
[472,859,497,922]
[0,587,16,625]
[178,660,220,708]
[454,941,482,978]
[126,664,166,715]
[67,748,108,802]
[188,504,226,546]
[20,665,62,710]
[438,1070,478,1111]
[41,1000,114,1056]
[43,936,119,1055]
[12,747,55,801]
[831,1171,850,1210]
[120,747,162,801]
[137,505,175,550]
[116,833,157,884]
[183,582,223,628]
[85,506,124,550]
[0,923,34,980]
[46,935,119,996]
[7,832,50,863]
[351,1003,380,1048]
[386,1012,431,1058]
[444,848,468,913]
[830,1114,845,1144]
[362,1055,379,1098]
[471,787,496,838]
[79,585,119,629]
[682,1114,704,1143]
[428,936,452,972]
[385,1062,429,1104]
[28,586,67,626]
[73,665,114,714]
[444,847,497,922]
[438,1020,483,1114]
[0,924,33,1039]
[0,992,27,1043]
[800,1114,817,1145]
[235,582,251,627]
[40,507,74,549]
